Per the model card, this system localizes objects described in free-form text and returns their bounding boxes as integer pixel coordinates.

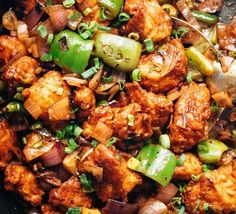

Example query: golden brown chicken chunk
[0,119,17,168]
[74,86,96,110]
[0,35,26,65]
[123,0,172,42]
[49,176,92,208]
[184,160,236,213]
[3,56,41,85]
[174,153,202,181]
[23,71,71,123]
[139,39,188,93]
[126,82,173,129]
[4,164,44,207]
[82,103,152,142]
[170,83,211,153]
[78,144,142,202]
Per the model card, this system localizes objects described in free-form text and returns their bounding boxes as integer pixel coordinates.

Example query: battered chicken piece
[0,119,17,168]
[78,144,142,202]
[22,71,71,122]
[0,35,26,65]
[174,153,202,181]
[4,164,44,206]
[184,160,236,213]
[49,176,92,208]
[139,39,188,93]
[74,86,96,110]
[83,103,153,142]
[123,0,172,42]
[3,56,41,86]
[170,83,211,153]
[41,204,62,214]
[126,82,173,129]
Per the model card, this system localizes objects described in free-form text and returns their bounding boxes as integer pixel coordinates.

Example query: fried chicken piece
[41,204,62,214]
[184,160,236,213]
[170,83,211,153]
[4,164,44,206]
[0,35,26,66]
[78,144,142,202]
[174,153,202,181]
[49,176,92,208]
[0,119,17,168]
[74,86,96,110]
[123,0,172,42]
[126,82,173,129]
[3,56,41,86]
[82,103,152,142]
[22,71,71,123]
[139,39,188,93]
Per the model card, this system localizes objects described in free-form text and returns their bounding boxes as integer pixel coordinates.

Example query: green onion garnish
[203,203,209,211]
[73,126,83,138]
[100,7,108,21]
[97,25,111,32]
[13,92,23,101]
[80,30,93,40]
[118,79,125,90]
[90,139,98,148]
[118,12,130,22]
[178,206,185,214]
[63,0,75,8]
[176,154,186,166]
[128,32,140,41]
[128,114,134,126]
[83,8,92,16]
[47,33,54,45]
[56,130,65,140]
[202,164,213,172]
[40,53,52,62]
[68,11,81,20]
[37,25,48,38]
[132,69,141,82]
[211,101,219,112]
[77,22,89,34]
[96,100,108,107]
[186,71,193,83]
[94,58,101,69]
[31,121,43,130]
[159,134,170,149]
[102,76,113,83]
[64,138,78,154]
[79,173,94,193]
[191,174,201,181]
[144,38,155,52]
[106,137,118,147]
[66,207,82,214]
[81,67,97,79]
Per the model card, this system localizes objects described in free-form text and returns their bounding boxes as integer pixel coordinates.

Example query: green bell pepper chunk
[50,30,94,74]
[97,0,124,19]
[197,139,228,164]
[191,10,218,25]
[128,144,177,186]
[94,33,142,73]
[186,46,214,76]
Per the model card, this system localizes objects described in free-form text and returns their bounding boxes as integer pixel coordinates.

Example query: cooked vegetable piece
[197,139,229,164]
[94,33,142,72]
[97,0,124,19]
[128,144,176,186]
[191,10,218,25]
[50,30,94,73]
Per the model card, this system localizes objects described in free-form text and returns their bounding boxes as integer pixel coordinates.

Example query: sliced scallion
[83,8,92,16]
[186,71,193,83]
[106,137,118,147]
[79,173,94,193]
[97,25,111,32]
[63,0,75,8]
[159,134,170,149]
[176,154,186,166]
[100,7,108,21]
[128,114,134,126]
[94,58,101,69]
[37,25,48,38]
[191,174,201,181]
[132,69,141,82]
[90,139,98,148]
[118,79,125,90]
[118,12,130,22]
[47,33,54,45]
[144,38,155,52]
[81,67,97,79]
[66,207,82,214]
[102,76,113,83]
[40,53,52,62]
[73,126,83,138]
[96,100,108,106]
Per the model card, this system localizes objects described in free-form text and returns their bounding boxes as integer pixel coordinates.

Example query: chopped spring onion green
[31,121,43,130]
[68,11,81,20]
[118,80,125,90]
[97,25,111,32]
[47,33,54,45]
[118,12,130,22]
[79,173,94,193]
[159,134,170,149]
[211,101,219,112]
[66,207,82,214]
[45,0,52,6]
[4,102,22,112]
[80,30,93,40]
[56,130,66,140]
[178,206,185,214]
[91,139,98,148]
[17,87,24,92]
[128,32,140,41]
[77,23,89,34]
[202,164,213,172]
[128,114,134,126]
[100,7,108,21]
[83,8,92,16]
[191,174,201,181]
[94,58,101,69]
[73,126,83,137]
[96,100,108,106]
[40,53,52,62]
[81,67,97,79]
[132,69,142,82]
[102,76,113,83]
[176,154,186,166]
[203,203,209,211]
[14,92,23,101]
[144,38,155,52]
[37,25,48,38]
[106,137,118,147]
[186,71,193,83]
[64,138,78,154]
[178,184,186,193]
[22,137,27,145]
[63,0,75,8]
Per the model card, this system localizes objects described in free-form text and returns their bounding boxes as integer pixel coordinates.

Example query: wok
[0,0,235,213]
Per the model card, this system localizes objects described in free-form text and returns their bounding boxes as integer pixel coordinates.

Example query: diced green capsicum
[97,0,124,19]
[197,139,228,164]
[94,33,142,72]
[186,46,214,76]
[127,144,177,186]
[50,30,94,74]
[191,10,218,25]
